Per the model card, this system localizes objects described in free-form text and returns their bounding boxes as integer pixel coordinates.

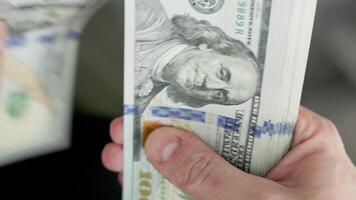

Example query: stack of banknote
[124,0,318,199]
[0,0,107,166]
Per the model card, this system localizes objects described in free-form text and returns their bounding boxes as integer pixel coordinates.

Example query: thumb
[144,127,289,200]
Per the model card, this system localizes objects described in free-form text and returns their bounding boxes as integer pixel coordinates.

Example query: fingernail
[162,142,179,162]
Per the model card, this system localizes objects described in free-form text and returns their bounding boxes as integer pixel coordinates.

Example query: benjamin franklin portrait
[135,0,261,113]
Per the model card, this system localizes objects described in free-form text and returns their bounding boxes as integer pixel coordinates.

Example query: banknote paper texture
[125,0,318,199]
[0,0,107,166]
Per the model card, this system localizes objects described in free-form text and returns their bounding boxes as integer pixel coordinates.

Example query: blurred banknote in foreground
[124,0,317,199]
[0,0,107,166]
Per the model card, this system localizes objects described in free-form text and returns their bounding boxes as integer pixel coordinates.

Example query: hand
[102,117,124,184]
[102,107,356,200]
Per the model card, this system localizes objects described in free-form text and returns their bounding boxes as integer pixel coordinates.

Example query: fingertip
[102,143,123,172]
[110,117,124,144]
[143,127,257,200]
[144,127,183,163]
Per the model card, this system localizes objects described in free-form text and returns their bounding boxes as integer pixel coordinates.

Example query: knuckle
[175,151,216,192]
[318,118,345,155]
[299,109,323,135]
[319,117,339,140]
[323,118,338,134]
[297,108,346,159]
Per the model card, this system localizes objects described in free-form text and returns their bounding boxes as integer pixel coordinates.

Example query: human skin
[102,107,356,200]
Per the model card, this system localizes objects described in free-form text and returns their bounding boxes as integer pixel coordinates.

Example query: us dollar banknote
[0,0,108,166]
[124,0,318,199]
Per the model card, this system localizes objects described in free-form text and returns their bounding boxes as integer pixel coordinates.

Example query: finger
[292,107,329,147]
[267,106,343,181]
[145,127,286,200]
[110,117,124,145]
[101,143,123,172]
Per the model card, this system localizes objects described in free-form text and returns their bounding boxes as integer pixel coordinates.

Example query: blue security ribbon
[5,36,26,47]
[133,105,295,137]
[124,105,139,116]
[66,31,81,40]
[38,34,57,44]
[253,120,295,138]
[217,116,242,132]
[5,30,81,48]
[150,106,206,123]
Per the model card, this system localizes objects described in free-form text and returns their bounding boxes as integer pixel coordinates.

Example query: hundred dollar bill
[124,0,317,199]
[0,0,108,166]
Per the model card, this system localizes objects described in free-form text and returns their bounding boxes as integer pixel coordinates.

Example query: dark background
[1,0,356,199]
[0,113,122,199]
